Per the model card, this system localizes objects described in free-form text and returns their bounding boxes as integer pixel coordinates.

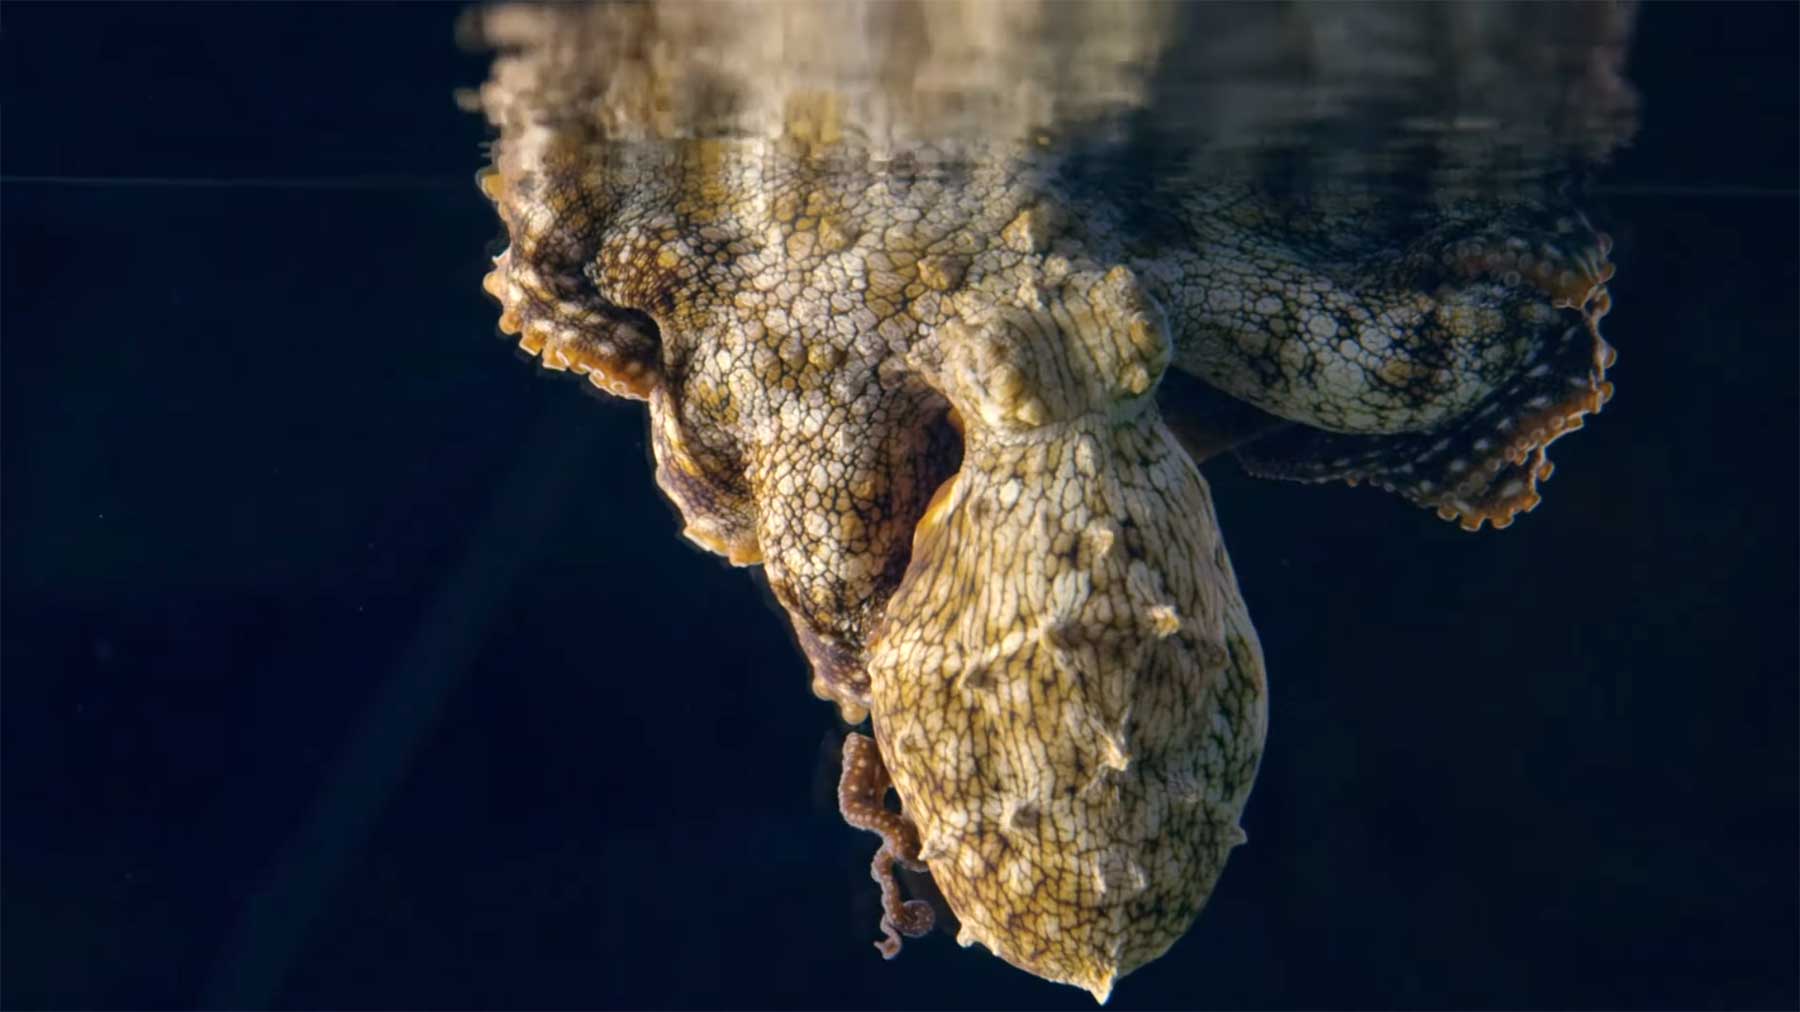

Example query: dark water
[2,3,1795,1009]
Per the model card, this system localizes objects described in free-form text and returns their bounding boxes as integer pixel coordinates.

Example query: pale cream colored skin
[473,3,1616,1001]
[871,272,1267,998]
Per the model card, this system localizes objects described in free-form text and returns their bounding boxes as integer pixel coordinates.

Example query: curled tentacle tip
[840,733,935,961]
[873,902,935,960]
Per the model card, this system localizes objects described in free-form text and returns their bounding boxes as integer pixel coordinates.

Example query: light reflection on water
[1,2,1646,207]
[467,0,1639,204]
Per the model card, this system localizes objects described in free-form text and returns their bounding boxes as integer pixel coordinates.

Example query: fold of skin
[472,2,1621,1000]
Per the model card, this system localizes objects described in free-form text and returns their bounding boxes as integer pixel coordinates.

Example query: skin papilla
[472,2,1619,1001]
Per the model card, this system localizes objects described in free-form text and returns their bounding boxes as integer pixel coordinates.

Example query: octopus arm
[837,732,935,958]
[1235,309,1615,530]
[735,386,962,718]
[1140,192,1617,529]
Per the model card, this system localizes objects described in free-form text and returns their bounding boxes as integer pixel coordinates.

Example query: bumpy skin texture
[1142,191,1616,530]
[472,3,1619,1001]
[867,398,1266,998]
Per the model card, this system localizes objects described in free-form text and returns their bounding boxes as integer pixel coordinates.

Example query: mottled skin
[473,4,1616,1002]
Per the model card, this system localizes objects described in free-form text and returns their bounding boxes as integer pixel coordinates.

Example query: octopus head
[865,265,1268,1001]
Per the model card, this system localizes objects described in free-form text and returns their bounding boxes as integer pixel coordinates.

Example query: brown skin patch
[837,733,934,958]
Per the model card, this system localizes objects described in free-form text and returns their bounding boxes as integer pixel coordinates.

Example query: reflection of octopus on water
[467,2,1634,1001]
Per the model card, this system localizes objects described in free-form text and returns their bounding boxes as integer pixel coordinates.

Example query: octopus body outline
[469,3,1622,1001]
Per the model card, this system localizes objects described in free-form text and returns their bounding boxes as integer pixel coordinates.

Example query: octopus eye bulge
[471,2,1627,1001]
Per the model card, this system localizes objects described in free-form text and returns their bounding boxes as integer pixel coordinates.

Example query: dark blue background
[3,3,1795,1009]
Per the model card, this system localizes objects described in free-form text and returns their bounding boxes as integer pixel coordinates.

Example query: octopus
[466,2,1629,1002]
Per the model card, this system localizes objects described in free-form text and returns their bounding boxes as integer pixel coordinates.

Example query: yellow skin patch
[472,4,1616,1001]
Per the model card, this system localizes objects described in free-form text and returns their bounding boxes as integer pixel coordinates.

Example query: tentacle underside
[1143,196,1618,530]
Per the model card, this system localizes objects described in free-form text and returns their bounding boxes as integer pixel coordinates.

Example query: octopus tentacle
[837,732,934,958]
[741,394,962,722]
[1143,192,1617,529]
[477,165,665,401]
[1241,315,1615,530]
[1234,229,1616,530]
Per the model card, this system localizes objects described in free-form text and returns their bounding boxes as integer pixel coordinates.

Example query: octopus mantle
[471,3,1619,1002]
